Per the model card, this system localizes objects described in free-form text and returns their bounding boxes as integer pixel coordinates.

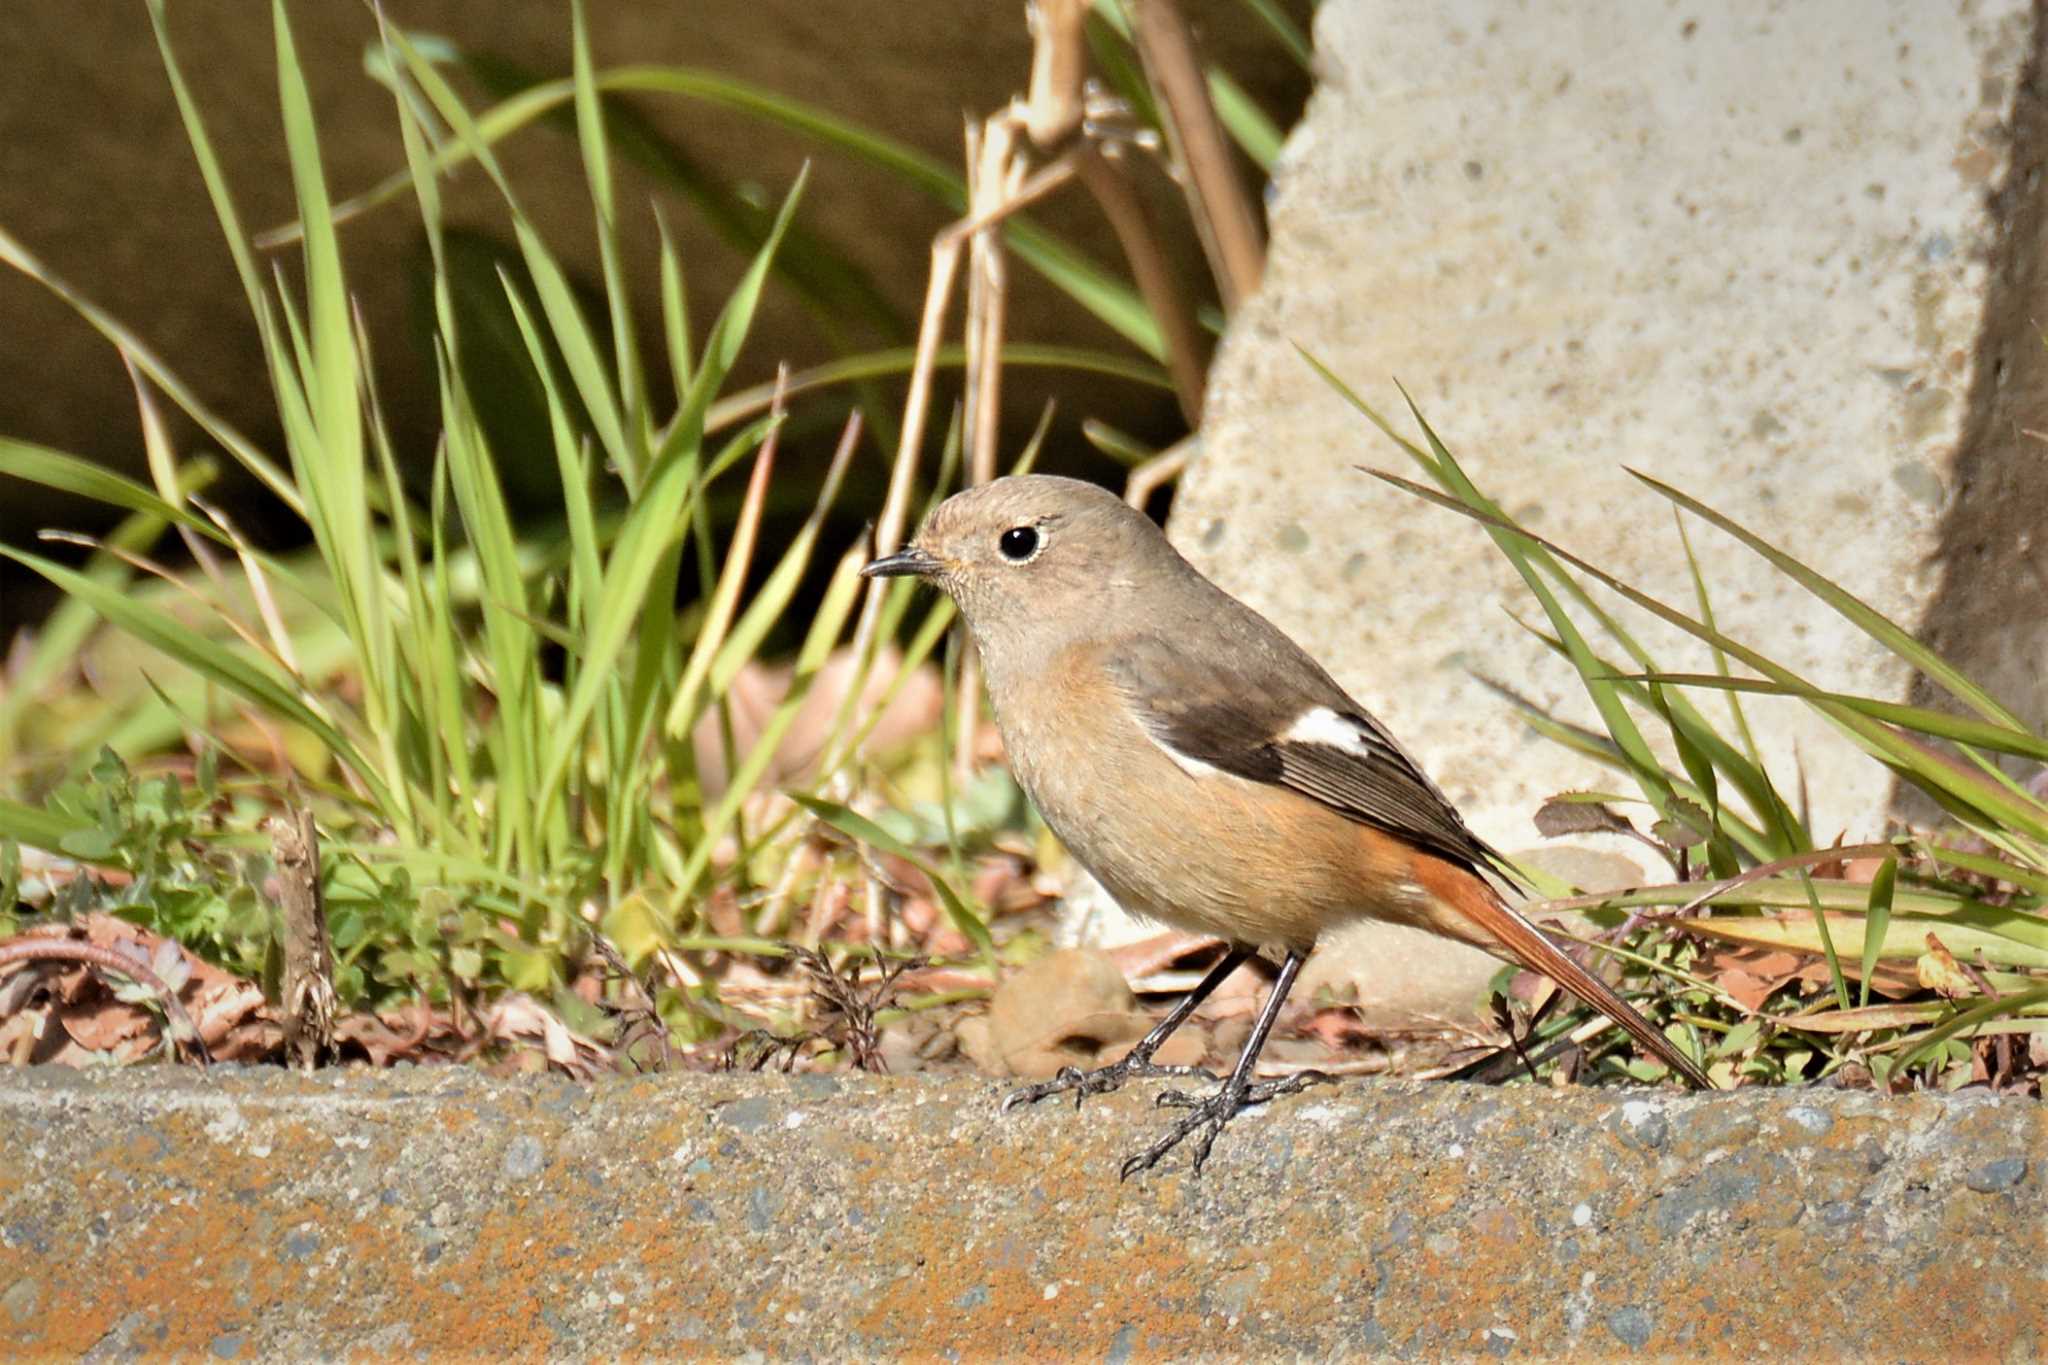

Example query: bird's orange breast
[986,642,1437,952]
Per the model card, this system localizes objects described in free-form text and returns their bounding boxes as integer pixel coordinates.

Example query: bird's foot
[1118,1070,1334,1180]
[1000,1053,1219,1114]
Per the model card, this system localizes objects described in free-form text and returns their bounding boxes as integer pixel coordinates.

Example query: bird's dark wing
[1102,630,1522,888]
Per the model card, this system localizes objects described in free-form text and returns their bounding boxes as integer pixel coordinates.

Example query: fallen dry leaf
[0,914,267,1066]
[1107,931,1225,982]
[985,948,1150,1078]
[1694,944,1812,1012]
[479,993,609,1077]
[1916,932,1973,998]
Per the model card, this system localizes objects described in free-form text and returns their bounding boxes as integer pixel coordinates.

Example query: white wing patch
[1145,728,1229,781]
[1281,706,1379,758]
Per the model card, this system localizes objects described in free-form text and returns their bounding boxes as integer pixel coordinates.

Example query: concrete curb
[0,1067,2040,1359]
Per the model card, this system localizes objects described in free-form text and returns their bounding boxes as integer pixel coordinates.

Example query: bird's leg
[1000,945,1253,1112]
[1120,948,1332,1179]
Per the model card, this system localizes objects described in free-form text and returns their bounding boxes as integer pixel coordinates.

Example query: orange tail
[1413,857,1715,1089]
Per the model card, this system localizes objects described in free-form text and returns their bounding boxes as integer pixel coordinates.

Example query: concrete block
[0,1068,2039,1357]
[1167,0,2048,1018]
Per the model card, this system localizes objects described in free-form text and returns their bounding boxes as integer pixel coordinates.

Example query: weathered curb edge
[0,1068,2040,1359]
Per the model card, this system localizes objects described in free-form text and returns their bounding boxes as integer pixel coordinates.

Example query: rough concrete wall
[1163,0,2043,1020]
[0,1068,2039,1358]
[1174,0,2034,854]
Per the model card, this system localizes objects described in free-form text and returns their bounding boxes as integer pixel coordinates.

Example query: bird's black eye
[998,526,1041,562]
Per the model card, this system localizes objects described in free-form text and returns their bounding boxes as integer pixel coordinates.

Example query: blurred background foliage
[0,0,1313,633]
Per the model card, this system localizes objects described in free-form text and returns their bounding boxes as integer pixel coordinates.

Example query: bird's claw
[1120,1070,1336,1179]
[1154,1070,1329,1111]
[999,1056,1219,1114]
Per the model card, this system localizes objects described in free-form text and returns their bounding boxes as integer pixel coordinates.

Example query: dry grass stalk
[1127,0,1266,309]
[265,808,335,1070]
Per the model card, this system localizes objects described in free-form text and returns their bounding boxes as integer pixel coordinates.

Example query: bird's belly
[1015,741,1424,953]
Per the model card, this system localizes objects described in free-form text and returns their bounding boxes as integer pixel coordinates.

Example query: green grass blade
[1892,984,2048,1075]
[530,414,777,827]
[461,50,909,350]
[579,172,806,830]
[665,428,777,746]
[790,793,994,959]
[1675,513,1805,856]
[705,343,1167,437]
[671,545,869,904]
[1614,674,2048,764]
[569,0,648,482]
[1363,465,2048,845]
[0,510,164,753]
[274,0,399,777]
[1401,388,1682,816]
[0,800,91,853]
[1796,871,1853,1011]
[1306,358,1684,821]
[1086,12,1164,131]
[1631,469,2029,731]
[1233,0,1314,69]
[704,426,856,702]
[655,206,694,404]
[675,168,808,442]
[1924,843,2048,897]
[1206,70,1284,169]
[426,451,481,849]
[0,439,223,538]
[275,0,364,523]
[1508,546,1803,860]
[2,547,389,812]
[144,0,266,325]
[510,218,633,492]
[1680,911,2048,971]
[435,347,542,865]
[500,275,604,624]
[270,59,1163,359]
[0,226,299,513]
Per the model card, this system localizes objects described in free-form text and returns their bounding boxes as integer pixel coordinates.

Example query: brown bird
[863,475,1711,1176]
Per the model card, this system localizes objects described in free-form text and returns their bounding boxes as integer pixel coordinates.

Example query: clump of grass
[0,0,997,1053]
[1320,361,2047,1094]
[2,0,1317,1069]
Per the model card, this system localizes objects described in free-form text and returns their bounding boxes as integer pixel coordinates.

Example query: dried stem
[1071,144,1207,424]
[1124,438,1192,509]
[1025,0,1092,146]
[265,808,335,1070]
[955,112,1027,776]
[1127,0,1266,311]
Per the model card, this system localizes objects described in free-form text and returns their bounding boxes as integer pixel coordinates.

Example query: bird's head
[861,475,1167,643]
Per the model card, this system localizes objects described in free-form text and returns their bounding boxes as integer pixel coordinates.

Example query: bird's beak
[860,544,940,580]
